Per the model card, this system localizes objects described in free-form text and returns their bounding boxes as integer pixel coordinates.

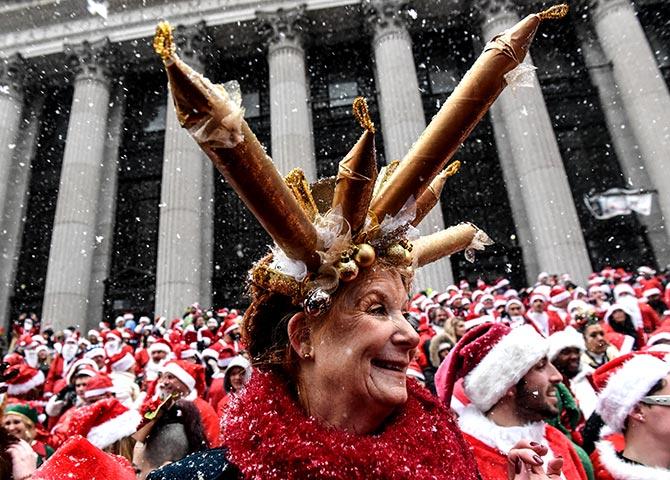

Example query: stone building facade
[0,0,668,331]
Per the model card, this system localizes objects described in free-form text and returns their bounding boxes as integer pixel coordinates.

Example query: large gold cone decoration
[370,5,569,222]
[413,223,492,268]
[411,161,460,227]
[331,98,378,236]
[154,22,320,271]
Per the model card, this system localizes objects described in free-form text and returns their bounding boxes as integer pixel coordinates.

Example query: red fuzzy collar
[222,371,481,479]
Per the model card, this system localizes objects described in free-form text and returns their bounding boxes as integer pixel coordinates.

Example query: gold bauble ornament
[337,259,359,282]
[386,243,412,266]
[353,243,376,267]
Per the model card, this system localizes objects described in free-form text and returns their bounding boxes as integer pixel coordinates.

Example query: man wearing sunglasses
[590,351,670,479]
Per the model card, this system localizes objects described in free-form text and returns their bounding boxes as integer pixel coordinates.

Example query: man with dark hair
[133,400,208,479]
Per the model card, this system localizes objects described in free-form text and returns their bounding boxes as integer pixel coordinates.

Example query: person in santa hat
[613,283,661,335]
[548,327,599,421]
[502,298,527,328]
[603,304,645,353]
[43,335,80,395]
[642,287,668,319]
[646,324,670,352]
[4,363,45,401]
[589,352,670,479]
[83,344,106,370]
[526,293,566,337]
[154,360,220,447]
[143,339,172,382]
[107,349,142,408]
[437,322,588,480]
[548,286,571,326]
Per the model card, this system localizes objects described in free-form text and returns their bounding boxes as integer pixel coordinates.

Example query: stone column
[591,0,670,264]
[365,0,454,290]
[200,163,214,308]
[0,55,26,231]
[87,84,126,328]
[42,39,113,331]
[480,5,592,285]
[577,22,670,267]
[259,6,316,181]
[155,23,209,319]
[488,103,540,284]
[0,93,43,329]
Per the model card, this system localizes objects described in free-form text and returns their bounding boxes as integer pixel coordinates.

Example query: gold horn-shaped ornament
[411,160,461,227]
[412,223,493,268]
[370,4,569,223]
[331,97,378,236]
[154,22,320,270]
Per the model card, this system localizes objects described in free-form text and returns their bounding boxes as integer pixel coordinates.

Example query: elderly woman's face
[310,268,419,410]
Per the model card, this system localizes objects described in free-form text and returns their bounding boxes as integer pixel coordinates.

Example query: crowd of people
[0,264,668,479]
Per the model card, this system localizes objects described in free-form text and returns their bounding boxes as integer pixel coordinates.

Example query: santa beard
[61,344,78,362]
[144,359,167,382]
[24,349,38,368]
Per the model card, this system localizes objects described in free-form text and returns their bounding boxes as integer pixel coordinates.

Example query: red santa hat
[173,342,200,361]
[216,308,228,318]
[642,287,661,299]
[5,364,45,395]
[550,286,570,305]
[459,279,470,290]
[529,292,547,305]
[64,397,141,449]
[161,360,205,396]
[32,435,135,480]
[147,338,172,355]
[613,283,636,300]
[593,352,670,432]
[439,322,548,412]
[406,360,425,382]
[493,278,510,290]
[217,345,237,368]
[83,374,116,399]
[505,298,524,312]
[503,289,519,299]
[221,316,240,336]
[647,324,670,349]
[108,350,136,372]
[548,327,585,361]
[65,358,100,384]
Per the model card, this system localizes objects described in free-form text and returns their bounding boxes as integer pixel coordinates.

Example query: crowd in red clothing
[1,265,670,479]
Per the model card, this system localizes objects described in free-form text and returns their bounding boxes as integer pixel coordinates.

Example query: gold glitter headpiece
[153,4,568,315]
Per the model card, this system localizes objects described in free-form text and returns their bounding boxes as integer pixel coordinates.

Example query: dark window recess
[637,0,670,89]
[105,68,166,319]
[12,86,73,320]
[308,39,386,178]
[531,18,655,271]
[208,54,271,309]
[414,25,526,288]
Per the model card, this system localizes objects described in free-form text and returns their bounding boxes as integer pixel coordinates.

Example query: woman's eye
[368,304,387,315]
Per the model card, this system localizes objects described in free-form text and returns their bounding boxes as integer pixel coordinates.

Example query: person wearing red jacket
[437,323,588,480]
[526,293,566,337]
[43,337,79,395]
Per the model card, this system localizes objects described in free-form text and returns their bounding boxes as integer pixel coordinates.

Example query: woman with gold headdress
[148,5,570,479]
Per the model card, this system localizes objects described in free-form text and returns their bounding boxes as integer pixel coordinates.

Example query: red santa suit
[44,351,78,394]
[459,406,587,480]
[591,439,670,480]
[525,310,565,337]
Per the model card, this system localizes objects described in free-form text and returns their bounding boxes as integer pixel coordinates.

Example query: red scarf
[222,371,481,479]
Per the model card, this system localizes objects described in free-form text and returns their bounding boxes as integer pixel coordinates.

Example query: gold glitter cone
[412,223,479,268]
[331,97,378,235]
[154,22,320,270]
[370,5,569,222]
[412,161,460,227]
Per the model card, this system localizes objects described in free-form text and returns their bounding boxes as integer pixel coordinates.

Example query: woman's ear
[287,312,313,359]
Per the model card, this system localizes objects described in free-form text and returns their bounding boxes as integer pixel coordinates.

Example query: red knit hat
[147,338,172,355]
[161,360,206,397]
[83,374,116,399]
[5,364,45,396]
[173,342,200,361]
[64,397,141,449]
[107,349,136,372]
[593,351,670,432]
[32,435,135,480]
[437,322,548,411]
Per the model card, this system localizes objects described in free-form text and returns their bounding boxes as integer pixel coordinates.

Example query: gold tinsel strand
[352,97,376,133]
[538,4,569,20]
[444,160,461,178]
[153,21,175,61]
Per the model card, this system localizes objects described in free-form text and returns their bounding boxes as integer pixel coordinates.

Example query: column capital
[0,53,27,100]
[588,0,634,22]
[257,5,308,49]
[363,0,412,38]
[174,21,211,66]
[64,38,113,84]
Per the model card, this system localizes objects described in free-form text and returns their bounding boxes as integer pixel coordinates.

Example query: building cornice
[0,0,358,58]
